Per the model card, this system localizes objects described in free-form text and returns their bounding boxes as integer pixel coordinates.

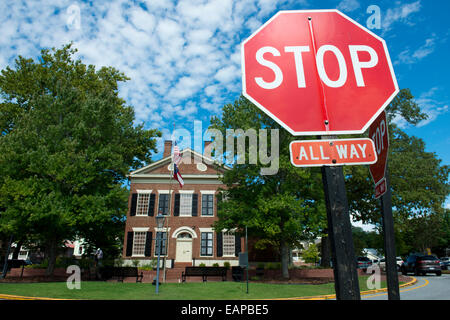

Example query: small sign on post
[290,138,377,167]
[369,111,389,197]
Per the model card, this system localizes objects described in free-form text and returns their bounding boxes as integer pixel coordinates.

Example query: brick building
[122,141,243,267]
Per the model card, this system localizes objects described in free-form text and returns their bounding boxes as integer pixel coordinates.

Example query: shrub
[199,263,206,267]
[212,263,219,267]
[256,262,265,269]
[132,260,140,267]
[223,261,231,269]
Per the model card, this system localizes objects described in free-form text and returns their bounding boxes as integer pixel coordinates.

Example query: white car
[379,257,404,271]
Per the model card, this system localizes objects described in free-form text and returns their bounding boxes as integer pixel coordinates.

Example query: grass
[0,276,394,300]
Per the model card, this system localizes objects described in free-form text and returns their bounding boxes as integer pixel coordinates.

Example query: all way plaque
[289,138,377,167]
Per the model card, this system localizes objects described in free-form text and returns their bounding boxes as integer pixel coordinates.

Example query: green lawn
[0,276,392,300]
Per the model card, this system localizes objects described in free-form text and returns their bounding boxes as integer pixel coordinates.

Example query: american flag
[172,140,181,165]
[173,163,184,188]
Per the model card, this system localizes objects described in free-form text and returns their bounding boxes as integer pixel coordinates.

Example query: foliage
[210,95,328,279]
[345,89,449,224]
[302,243,320,264]
[0,44,161,275]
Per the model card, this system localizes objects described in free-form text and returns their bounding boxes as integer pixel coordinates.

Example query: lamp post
[155,213,166,294]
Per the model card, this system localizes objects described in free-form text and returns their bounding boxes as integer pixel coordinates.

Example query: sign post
[369,111,400,300]
[320,139,361,299]
[242,10,399,300]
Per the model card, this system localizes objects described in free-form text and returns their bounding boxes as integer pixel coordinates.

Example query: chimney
[163,140,172,158]
[204,141,212,157]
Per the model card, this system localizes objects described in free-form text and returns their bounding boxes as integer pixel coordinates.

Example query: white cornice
[128,148,231,176]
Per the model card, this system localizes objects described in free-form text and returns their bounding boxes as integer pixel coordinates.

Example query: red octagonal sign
[242,10,399,136]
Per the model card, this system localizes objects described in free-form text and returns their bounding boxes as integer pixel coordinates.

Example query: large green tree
[210,96,327,279]
[0,44,160,275]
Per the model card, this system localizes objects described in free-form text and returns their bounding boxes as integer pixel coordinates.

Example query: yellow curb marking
[362,277,429,299]
[273,277,418,300]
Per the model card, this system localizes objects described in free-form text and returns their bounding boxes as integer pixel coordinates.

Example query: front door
[176,239,192,263]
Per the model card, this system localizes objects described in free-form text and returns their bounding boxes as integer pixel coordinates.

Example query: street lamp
[155,213,165,294]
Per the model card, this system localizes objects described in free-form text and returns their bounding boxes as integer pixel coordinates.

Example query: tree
[210,95,327,279]
[302,243,320,264]
[345,89,449,222]
[0,44,160,275]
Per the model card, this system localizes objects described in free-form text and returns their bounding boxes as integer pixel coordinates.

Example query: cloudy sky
[1,0,449,211]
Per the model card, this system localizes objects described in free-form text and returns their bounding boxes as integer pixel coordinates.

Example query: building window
[78,246,83,255]
[136,193,150,216]
[132,231,147,256]
[223,231,235,256]
[180,194,193,216]
[201,232,213,256]
[155,232,167,256]
[201,194,214,216]
[158,194,169,215]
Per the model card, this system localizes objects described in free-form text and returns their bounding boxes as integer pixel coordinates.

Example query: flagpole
[163,164,173,283]
[163,126,175,283]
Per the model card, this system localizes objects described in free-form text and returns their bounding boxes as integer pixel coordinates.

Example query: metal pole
[380,167,400,300]
[321,142,361,300]
[245,226,249,294]
[163,152,175,282]
[156,232,161,294]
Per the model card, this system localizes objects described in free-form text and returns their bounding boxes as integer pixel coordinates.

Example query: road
[362,273,450,300]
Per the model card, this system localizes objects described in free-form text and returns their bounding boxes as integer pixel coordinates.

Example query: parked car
[401,255,441,276]
[356,256,372,272]
[379,257,404,272]
[439,257,449,270]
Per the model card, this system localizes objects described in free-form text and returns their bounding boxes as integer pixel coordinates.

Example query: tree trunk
[280,241,290,279]
[12,240,23,260]
[45,240,58,276]
[320,233,331,267]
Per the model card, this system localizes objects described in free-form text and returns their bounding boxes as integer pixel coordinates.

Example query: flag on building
[172,140,181,165]
[173,163,184,187]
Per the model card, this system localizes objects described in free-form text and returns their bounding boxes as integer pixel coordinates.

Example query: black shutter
[235,233,241,257]
[174,194,180,216]
[126,231,134,256]
[144,232,152,257]
[148,194,155,216]
[192,194,198,216]
[216,193,222,217]
[217,232,223,257]
[130,193,138,217]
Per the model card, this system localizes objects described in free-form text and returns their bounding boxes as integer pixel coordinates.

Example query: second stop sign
[242,10,399,136]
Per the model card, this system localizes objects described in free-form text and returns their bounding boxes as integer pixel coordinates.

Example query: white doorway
[176,233,193,263]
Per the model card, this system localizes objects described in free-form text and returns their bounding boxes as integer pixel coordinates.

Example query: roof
[128,147,231,177]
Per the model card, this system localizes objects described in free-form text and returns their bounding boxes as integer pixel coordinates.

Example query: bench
[99,266,143,283]
[181,266,227,282]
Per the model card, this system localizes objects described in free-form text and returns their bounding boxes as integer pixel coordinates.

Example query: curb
[0,293,71,300]
[275,276,418,300]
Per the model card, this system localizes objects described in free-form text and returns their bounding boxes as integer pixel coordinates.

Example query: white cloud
[336,0,360,12]
[395,34,437,65]
[416,89,449,127]
[382,0,421,32]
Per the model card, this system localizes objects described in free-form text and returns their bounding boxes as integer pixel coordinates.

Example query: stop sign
[369,111,389,186]
[242,10,399,136]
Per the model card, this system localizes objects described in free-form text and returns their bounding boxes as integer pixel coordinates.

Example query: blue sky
[0,0,449,212]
